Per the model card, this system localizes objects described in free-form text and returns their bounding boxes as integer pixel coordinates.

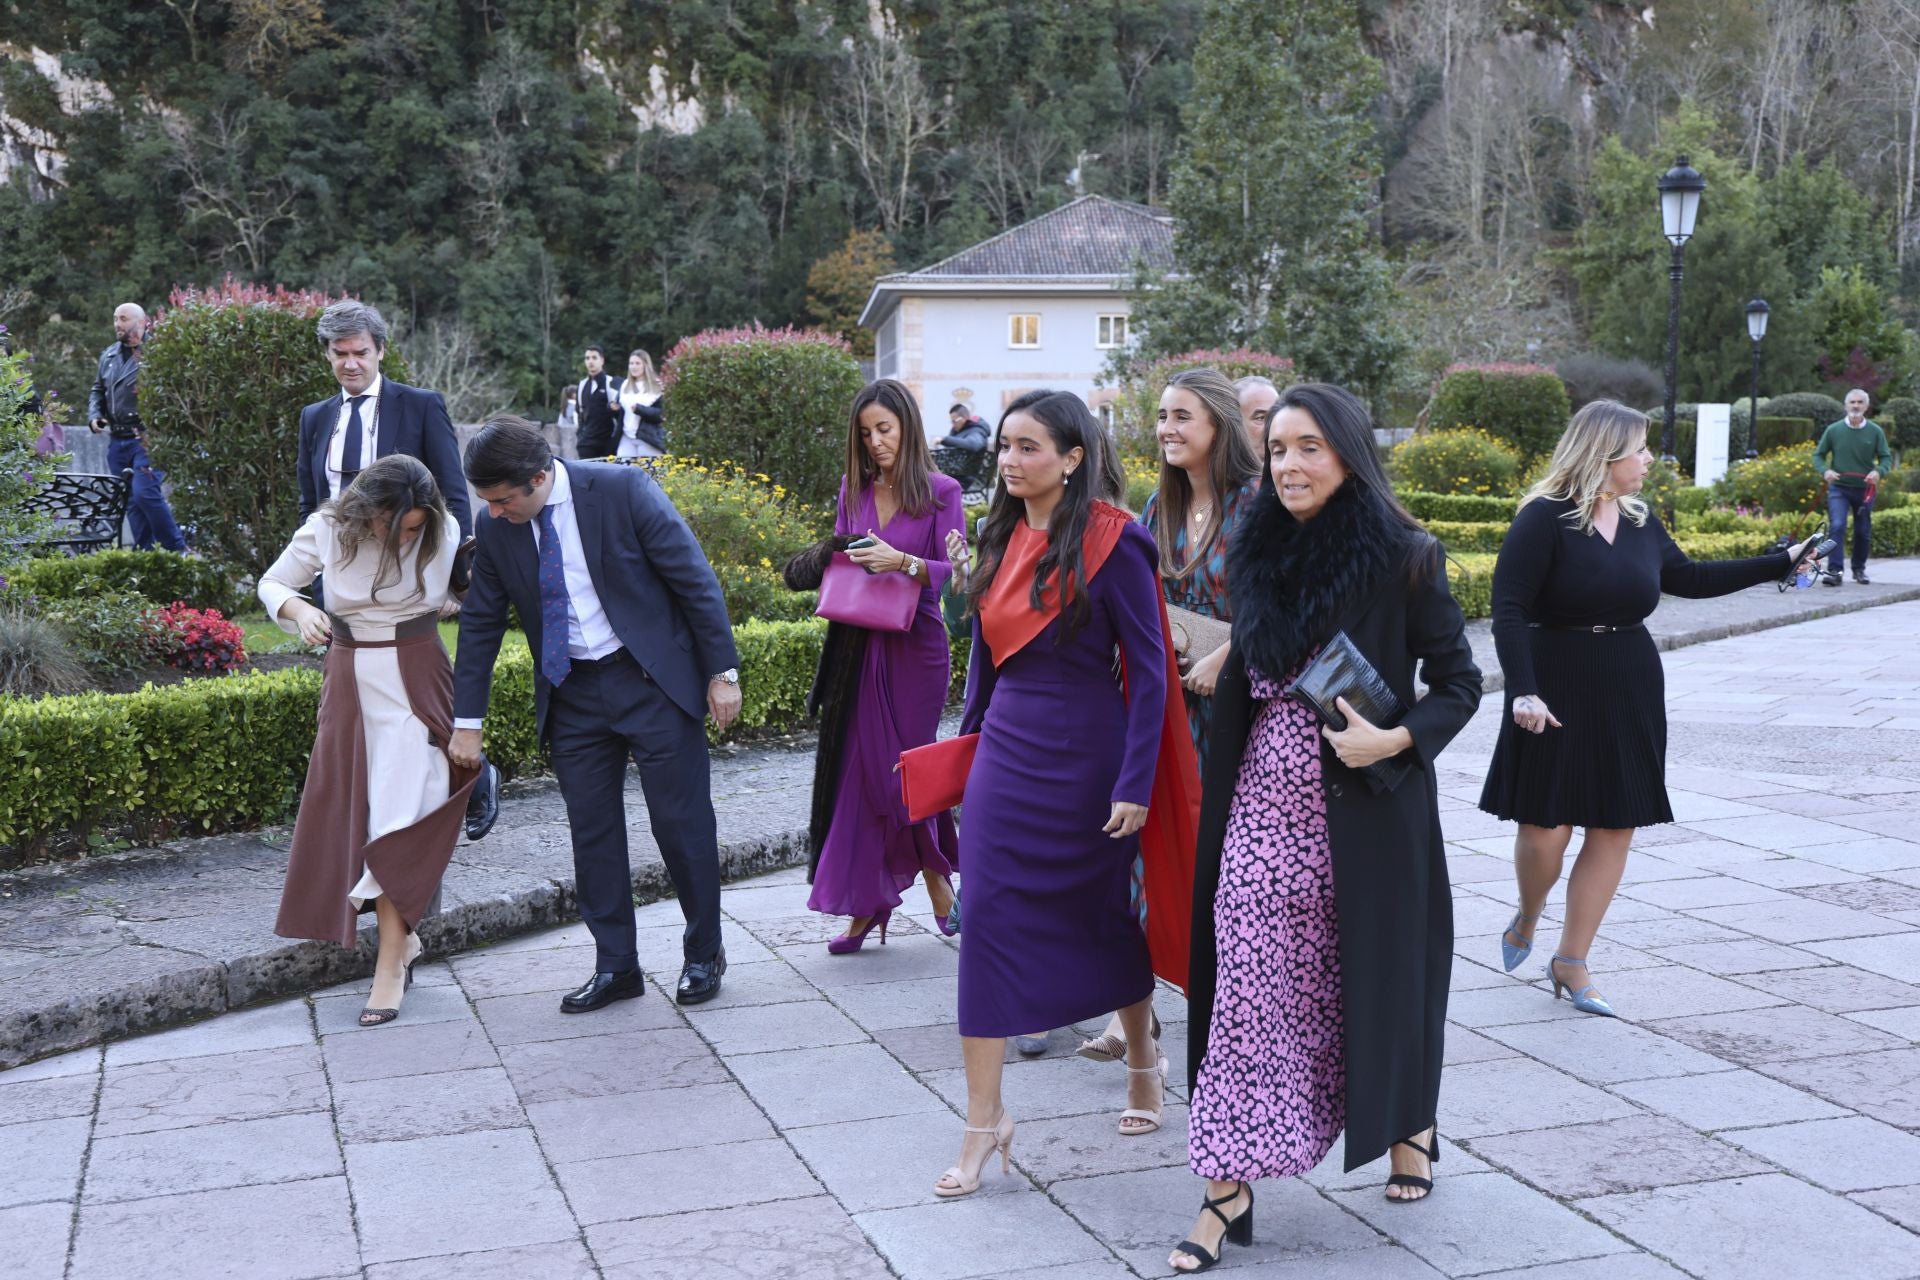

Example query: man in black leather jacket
[88,302,187,551]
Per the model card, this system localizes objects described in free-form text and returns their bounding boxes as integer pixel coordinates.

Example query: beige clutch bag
[1166,605,1231,671]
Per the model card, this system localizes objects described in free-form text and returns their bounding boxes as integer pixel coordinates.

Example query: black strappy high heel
[1171,1181,1253,1272]
[1385,1128,1439,1202]
[358,935,422,1028]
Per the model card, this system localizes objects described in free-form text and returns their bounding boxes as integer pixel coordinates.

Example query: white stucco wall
[879,291,1131,438]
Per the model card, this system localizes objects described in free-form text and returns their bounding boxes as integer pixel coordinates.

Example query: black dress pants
[546,651,722,972]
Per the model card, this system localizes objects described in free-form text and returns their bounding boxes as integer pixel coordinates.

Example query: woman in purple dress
[785,380,964,950]
[1170,384,1482,1271]
[935,391,1186,1199]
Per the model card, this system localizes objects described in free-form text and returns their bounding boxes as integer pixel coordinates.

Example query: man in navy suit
[447,417,742,1008]
[296,300,471,532]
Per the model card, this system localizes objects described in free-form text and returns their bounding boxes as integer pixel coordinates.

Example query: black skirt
[1478,625,1673,829]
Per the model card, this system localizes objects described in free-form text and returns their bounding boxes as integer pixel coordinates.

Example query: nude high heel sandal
[933,1111,1015,1198]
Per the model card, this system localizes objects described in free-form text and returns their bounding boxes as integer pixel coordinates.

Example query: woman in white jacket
[617,349,665,458]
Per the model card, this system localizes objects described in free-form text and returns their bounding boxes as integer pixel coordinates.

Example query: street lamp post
[1657,157,1706,464]
[1745,297,1769,459]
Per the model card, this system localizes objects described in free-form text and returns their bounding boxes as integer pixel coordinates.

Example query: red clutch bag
[897,733,980,822]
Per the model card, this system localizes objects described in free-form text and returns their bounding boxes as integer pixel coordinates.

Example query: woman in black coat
[1170,383,1482,1272]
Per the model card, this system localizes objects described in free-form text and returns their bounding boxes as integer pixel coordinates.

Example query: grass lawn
[235,613,523,659]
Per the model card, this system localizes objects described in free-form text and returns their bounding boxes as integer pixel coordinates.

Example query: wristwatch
[713,668,739,685]
[904,555,922,578]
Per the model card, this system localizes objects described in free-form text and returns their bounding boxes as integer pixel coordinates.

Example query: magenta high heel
[934,877,959,937]
[827,907,891,955]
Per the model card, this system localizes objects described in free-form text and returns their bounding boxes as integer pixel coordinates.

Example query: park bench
[16,470,133,555]
[931,440,992,504]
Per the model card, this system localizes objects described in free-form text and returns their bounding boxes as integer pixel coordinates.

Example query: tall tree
[1131,0,1404,399]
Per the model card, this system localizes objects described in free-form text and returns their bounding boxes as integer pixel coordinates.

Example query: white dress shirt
[454,461,616,731]
[324,373,384,501]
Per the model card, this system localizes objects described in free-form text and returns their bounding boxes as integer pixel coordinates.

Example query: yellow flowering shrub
[1390,427,1522,497]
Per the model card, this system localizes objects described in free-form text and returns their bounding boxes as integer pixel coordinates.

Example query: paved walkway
[7,559,1918,1071]
[6,599,1920,1279]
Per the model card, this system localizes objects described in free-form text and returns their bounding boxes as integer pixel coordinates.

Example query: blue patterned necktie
[536,504,572,688]
[340,394,369,483]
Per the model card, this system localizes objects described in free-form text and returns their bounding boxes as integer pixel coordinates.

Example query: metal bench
[18,470,133,554]
[932,441,992,504]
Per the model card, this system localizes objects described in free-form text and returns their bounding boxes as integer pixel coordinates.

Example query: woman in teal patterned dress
[1139,369,1265,774]
[1078,367,1263,1064]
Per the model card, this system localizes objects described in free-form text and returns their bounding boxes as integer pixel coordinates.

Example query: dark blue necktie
[536,504,572,688]
[340,394,369,483]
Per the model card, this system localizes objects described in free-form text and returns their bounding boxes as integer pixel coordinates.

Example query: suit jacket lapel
[568,466,613,602]
[376,381,399,459]
[503,515,539,603]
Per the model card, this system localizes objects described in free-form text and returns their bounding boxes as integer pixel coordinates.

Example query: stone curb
[7,581,1919,1071]
[0,827,810,1071]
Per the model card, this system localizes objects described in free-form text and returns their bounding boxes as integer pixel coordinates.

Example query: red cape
[978,501,1199,991]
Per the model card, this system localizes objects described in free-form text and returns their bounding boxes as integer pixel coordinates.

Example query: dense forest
[1,0,1917,420]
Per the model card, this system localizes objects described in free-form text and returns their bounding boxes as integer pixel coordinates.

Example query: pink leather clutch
[815,553,919,632]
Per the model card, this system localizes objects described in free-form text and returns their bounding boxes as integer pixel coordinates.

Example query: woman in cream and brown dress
[261,454,480,1027]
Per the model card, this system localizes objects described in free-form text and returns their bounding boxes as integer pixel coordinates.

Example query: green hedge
[0,618,977,860]
[1428,364,1570,459]
[2,550,246,616]
[1399,491,1518,522]
[1428,520,1508,553]
[1875,507,1920,555]
[1446,554,1496,619]
[661,325,865,506]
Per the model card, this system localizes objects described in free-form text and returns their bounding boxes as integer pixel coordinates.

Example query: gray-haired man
[295,300,471,532]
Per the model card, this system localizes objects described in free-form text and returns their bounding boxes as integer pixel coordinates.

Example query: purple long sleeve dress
[955,521,1167,1037]
[806,474,966,918]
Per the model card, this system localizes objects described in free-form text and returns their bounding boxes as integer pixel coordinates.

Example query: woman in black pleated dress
[1480,401,1824,1017]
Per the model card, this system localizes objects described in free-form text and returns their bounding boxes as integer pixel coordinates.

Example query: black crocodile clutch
[1288,631,1410,793]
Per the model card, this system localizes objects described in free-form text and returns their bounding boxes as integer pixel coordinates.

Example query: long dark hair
[325,454,449,603]
[967,389,1108,643]
[846,378,941,518]
[1152,368,1262,578]
[1265,382,1424,537]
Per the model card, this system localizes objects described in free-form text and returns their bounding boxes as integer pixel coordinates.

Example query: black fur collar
[1227,482,1418,680]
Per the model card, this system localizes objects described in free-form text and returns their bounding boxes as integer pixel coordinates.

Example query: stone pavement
[6,600,1920,1279]
[6,558,1918,1072]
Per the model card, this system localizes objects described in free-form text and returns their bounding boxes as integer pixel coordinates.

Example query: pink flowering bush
[140,276,411,575]
[662,323,863,505]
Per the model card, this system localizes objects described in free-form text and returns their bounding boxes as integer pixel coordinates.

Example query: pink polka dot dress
[1187,658,1345,1181]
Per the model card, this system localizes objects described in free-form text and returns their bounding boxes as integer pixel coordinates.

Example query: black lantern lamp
[1744,297,1769,459]
[1657,157,1706,463]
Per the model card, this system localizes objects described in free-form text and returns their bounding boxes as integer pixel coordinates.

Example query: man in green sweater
[1812,389,1895,585]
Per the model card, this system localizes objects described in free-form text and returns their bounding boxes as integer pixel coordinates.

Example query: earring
[1063,471,1073,485]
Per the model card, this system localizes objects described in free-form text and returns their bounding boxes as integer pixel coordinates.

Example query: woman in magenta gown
[933,390,1198,1202]
[786,379,964,949]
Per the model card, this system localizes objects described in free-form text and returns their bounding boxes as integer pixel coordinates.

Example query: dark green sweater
[1812,420,1894,490]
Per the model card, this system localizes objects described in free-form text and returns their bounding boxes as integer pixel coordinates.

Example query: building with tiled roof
[859,195,1174,433]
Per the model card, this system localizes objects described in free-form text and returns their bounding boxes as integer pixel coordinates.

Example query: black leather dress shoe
[560,968,644,1014]
[464,760,501,841]
[676,950,727,1005]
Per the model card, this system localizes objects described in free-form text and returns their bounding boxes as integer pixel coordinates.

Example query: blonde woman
[1479,401,1824,1017]
[261,455,479,1027]
[617,349,665,458]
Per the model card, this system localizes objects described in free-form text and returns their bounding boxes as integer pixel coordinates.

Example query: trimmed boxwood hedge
[0,617,975,861]
[1399,492,1518,523]
[3,550,247,616]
